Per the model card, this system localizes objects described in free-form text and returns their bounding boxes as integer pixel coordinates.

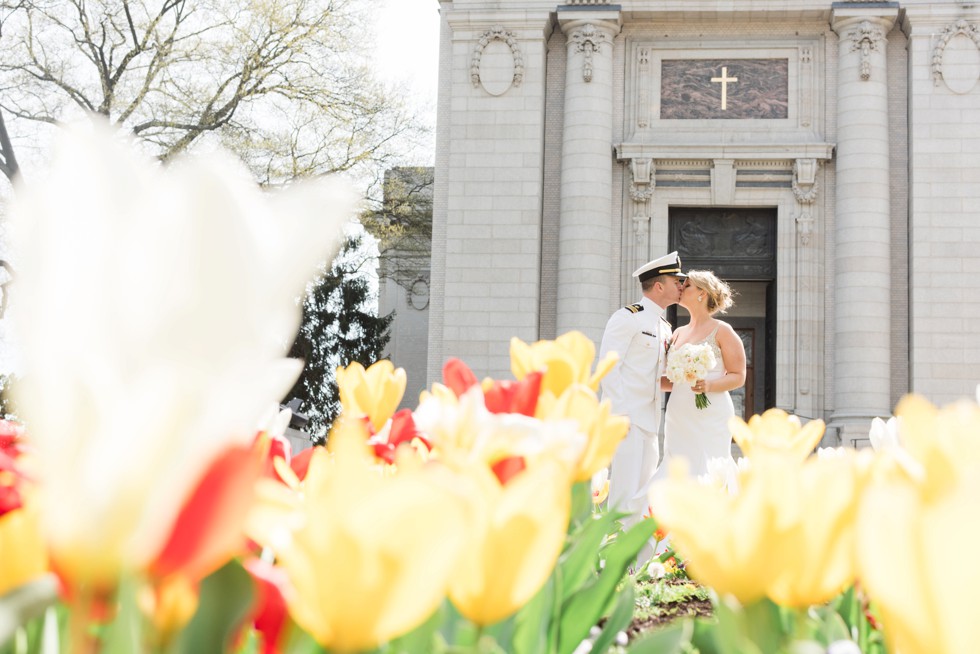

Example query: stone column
[830,7,898,443]
[556,9,621,341]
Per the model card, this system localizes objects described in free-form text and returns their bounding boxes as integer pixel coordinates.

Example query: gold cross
[710,66,738,110]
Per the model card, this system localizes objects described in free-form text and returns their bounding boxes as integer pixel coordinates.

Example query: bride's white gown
[655,326,735,481]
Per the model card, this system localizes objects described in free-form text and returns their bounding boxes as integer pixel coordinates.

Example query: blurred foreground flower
[448,457,573,626]
[510,331,617,399]
[539,384,628,481]
[247,423,470,652]
[591,468,609,505]
[857,395,980,654]
[0,502,48,597]
[336,360,407,433]
[729,408,824,461]
[8,122,354,592]
[651,414,868,607]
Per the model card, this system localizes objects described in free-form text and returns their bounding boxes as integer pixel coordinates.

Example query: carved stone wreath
[470,26,525,90]
[932,20,980,87]
[629,182,654,202]
[792,177,819,204]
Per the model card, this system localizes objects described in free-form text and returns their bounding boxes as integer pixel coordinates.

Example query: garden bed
[628,577,713,639]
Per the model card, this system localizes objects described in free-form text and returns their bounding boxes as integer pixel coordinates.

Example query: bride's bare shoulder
[714,320,744,349]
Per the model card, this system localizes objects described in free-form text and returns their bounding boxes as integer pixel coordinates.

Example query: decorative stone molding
[570,23,610,83]
[470,26,524,92]
[793,159,819,246]
[407,276,430,311]
[628,182,654,202]
[628,158,654,237]
[637,47,651,128]
[847,20,884,81]
[800,46,813,128]
[792,158,819,204]
[932,20,980,90]
[796,211,815,247]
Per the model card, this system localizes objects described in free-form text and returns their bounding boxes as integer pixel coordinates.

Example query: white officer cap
[632,251,687,283]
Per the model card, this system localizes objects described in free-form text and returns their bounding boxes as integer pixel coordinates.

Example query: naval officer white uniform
[599,252,686,535]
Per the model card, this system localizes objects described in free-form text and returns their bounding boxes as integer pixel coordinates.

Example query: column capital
[558,10,621,83]
[830,7,898,36]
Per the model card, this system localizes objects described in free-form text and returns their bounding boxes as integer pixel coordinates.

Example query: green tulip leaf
[624,619,692,654]
[101,577,146,654]
[558,511,619,598]
[556,519,656,654]
[588,581,635,653]
[168,561,255,654]
[569,481,594,529]
[0,575,59,650]
[385,602,447,654]
[512,574,555,654]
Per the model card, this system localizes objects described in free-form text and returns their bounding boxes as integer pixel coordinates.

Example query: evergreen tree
[287,233,393,442]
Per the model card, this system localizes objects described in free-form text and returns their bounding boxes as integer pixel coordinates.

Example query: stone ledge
[616,142,835,162]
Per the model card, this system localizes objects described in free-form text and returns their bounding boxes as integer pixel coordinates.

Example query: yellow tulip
[336,360,407,433]
[138,576,199,648]
[766,449,869,606]
[857,395,980,654]
[649,460,787,603]
[0,502,48,596]
[248,423,469,653]
[510,331,617,398]
[449,458,573,626]
[651,447,866,607]
[729,408,825,462]
[541,384,628,481]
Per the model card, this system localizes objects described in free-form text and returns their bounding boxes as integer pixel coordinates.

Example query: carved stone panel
[669,207,777,279]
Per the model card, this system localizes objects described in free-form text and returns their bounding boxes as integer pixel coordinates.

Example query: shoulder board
[623,303,644,313]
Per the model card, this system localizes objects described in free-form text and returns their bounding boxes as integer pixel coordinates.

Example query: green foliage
[286,232,393,440]
[168,562,255,654]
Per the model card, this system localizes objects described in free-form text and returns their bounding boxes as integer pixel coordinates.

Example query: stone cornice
[615,142,835,162]
[444,10,554,40]
[830,6,899,35]
[901,4,980,36]
[556,7,622,32]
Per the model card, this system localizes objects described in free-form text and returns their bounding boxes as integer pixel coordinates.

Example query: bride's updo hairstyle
[686,270,734,315]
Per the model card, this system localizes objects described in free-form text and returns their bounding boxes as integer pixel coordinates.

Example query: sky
[374,0,442,162]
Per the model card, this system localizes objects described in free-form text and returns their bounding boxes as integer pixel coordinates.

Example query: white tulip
[9,121,354,583]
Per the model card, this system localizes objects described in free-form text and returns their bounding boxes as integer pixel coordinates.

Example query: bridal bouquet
[665,342,717,409]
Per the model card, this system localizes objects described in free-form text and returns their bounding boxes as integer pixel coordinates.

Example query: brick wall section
[887,25,910,410]
[540,26,565,341]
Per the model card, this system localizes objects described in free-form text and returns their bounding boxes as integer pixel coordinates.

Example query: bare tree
[0,0,422,185]
[362,166,433,290]
[0,109,19,181]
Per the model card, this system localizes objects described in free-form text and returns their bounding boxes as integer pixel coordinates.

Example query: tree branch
[0,108,20,181]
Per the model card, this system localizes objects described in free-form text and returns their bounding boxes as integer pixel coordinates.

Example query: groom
[599,252,685,546]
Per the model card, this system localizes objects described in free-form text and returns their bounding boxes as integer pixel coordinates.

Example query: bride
[655,270,746,481]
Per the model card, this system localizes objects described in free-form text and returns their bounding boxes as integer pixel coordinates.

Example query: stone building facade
[394,0,980,445]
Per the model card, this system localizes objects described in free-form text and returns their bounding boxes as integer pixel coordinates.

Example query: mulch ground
[626,577,714,640]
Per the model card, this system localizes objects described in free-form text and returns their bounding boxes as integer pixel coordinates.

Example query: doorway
[667,207,776,419]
